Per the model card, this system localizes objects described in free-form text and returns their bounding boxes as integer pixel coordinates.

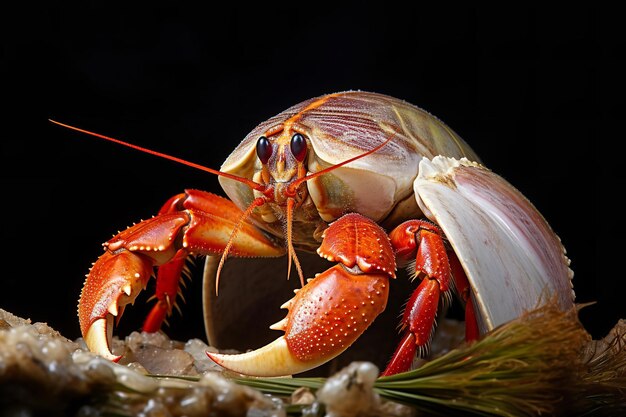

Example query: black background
[2,5,622,343]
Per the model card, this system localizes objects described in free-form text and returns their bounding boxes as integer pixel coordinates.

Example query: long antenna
[49,119,265,191]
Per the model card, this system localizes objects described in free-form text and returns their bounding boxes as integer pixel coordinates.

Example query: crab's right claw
[207,213,395,376]
[208,264,391,376]
[79,250,153,361]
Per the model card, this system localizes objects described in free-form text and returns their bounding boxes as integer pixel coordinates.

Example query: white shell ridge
[415,156,574,333]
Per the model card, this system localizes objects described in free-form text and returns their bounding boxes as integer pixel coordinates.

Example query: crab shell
[415,157,574,332]
[203,91,574,367]
[217,91,481,251]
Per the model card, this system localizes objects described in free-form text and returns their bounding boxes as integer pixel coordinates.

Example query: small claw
[84,317,121,362]
[79,250,153,360]
[318,213,396,278]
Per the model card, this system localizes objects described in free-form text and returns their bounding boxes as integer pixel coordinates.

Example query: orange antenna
[282,132,396,287]
[215,196,267,295]
[49,119,265,192]
[285,198,304,286]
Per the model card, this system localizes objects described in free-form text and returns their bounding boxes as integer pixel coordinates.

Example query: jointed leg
[382,220,451,375]
[449,250,478,342]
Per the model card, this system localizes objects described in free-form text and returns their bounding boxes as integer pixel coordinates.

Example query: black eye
[256,136,272,164]
[290,133,307,162]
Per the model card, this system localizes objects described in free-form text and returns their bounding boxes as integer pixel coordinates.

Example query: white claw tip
[206,336,328,377]
[269,317,289,331]
[122,284,132,296]
[280,299,295,310]
[107,302,119,317]
[84,317,121,362]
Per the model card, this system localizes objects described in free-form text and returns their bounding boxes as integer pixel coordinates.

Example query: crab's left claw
[207,213,396,376]
[78,190,286,362]
[79,250,154,361]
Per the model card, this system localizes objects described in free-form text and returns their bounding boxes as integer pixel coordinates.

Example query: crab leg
[381,220,453,376]
[79,189,284,361]
[207,213,396,376]
[142,248,188,332]
[448,249,479,342]
[142,193,205,332]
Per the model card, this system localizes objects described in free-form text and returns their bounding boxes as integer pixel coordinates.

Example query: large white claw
[84,316,121,362]
[206,336,329,377]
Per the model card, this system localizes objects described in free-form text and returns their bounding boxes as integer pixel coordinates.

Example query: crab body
[71,91,574,377]
[219,92,479,250]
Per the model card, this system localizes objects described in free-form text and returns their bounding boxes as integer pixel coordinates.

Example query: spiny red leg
[382,332,416,376]
[141,193,195,332]
[142,248,188,332]
[382,220,451,376]
[449,250,478,342]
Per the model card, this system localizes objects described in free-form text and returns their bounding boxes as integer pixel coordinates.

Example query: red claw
[79,250,153,360]
[284,265,389,363]
[78,190,284,362]
[208,213,395,376]
[208,264,390,376]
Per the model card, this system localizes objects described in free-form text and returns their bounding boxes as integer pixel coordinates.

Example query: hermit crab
[56,91,574,377]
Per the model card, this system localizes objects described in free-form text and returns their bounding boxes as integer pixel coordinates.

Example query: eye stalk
[256,136,273,164]
[290,133,307,162]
